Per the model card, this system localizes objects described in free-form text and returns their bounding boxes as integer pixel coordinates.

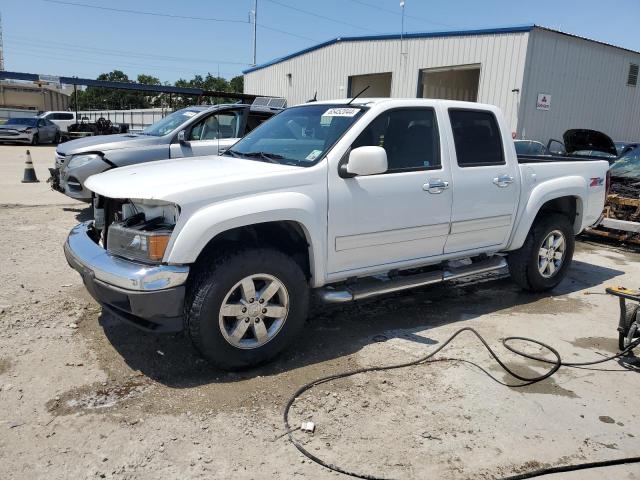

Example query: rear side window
[54,113,74,120]
[449,109,504,167]
[352,108,440,172]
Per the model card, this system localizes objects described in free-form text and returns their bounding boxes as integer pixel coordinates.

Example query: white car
[38,111,76,132]
[63,98,609,369]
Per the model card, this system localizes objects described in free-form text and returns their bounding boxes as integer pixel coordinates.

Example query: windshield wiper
[242,151,286,164]
[224,149,245,158]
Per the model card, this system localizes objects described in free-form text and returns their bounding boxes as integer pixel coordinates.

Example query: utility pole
[399,0,405,56]
[0,13,5,71]
[251,0,258,66]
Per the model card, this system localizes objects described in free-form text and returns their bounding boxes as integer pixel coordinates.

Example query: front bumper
[64,222,189,332]
[0,132,33,143]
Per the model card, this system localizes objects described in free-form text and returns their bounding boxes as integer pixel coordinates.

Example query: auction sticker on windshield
[322,108,360,117]
[305,149,323,161]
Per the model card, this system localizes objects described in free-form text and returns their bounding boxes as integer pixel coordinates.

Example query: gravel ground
[1,145,639,480]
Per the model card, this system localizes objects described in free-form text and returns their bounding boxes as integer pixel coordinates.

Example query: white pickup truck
[64,98,609,369]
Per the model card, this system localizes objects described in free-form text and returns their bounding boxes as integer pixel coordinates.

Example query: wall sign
[536,93,551,111]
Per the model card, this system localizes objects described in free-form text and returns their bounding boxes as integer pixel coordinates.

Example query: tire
[618,304,639,351]
[507,213,575,292]
[185,248,309,370]
[53,132,60,144]
[31,133,39,145]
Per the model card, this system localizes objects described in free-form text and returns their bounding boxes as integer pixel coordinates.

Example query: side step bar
[318,256,507,304]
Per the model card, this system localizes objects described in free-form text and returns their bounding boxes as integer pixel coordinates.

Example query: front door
[444,108,520,253]
[327,107,452,276]
[170,110,242,158]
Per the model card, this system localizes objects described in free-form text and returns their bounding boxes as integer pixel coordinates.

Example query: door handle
[493,174,514,188]
[423,178,449,194]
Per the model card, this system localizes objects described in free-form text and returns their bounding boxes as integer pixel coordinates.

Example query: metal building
[244,25,640,143]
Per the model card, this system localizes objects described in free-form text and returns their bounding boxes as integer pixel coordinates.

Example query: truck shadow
[62,206,93,222]
[98,259,633,389]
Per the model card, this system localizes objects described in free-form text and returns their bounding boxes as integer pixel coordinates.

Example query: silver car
[50,103,282,202]
[0,117,60,145]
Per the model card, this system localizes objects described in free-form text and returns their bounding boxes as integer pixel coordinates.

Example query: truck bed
[517,154,611,164]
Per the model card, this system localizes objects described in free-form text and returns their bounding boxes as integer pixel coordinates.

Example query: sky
[2,0,639,84]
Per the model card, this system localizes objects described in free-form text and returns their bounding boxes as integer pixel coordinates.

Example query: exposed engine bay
[92,196,179,263]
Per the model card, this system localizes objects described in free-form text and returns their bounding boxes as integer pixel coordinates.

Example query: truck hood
[84,155,304,204]
[56,133,162,155]
[563,129,617,157]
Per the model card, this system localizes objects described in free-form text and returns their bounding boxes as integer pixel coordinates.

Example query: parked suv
[39,111,77,132]
[51,101,283,201]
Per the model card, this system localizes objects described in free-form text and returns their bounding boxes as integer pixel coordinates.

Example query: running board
[318,256,507,303]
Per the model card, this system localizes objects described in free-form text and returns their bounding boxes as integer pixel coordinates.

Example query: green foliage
[71,70,246,110]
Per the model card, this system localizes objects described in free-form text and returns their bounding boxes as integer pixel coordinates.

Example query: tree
[70,70,247,111]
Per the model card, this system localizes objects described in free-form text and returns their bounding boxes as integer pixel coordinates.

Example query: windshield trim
[223,103,368,168]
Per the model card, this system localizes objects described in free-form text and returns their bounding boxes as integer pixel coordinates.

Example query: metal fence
[0,107,39,120]
[77,108,173,132]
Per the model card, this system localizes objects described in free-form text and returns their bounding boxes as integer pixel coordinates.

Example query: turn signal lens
[148,235,171,261]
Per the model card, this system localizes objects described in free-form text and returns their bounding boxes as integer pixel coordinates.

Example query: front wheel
[507,213,575,292]
[185,248,309,369]
[31,133,39,145]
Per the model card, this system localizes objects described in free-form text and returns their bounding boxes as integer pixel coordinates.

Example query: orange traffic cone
[21,150,39,183]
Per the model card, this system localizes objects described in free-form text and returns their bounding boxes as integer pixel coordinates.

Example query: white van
[39,111,76,132]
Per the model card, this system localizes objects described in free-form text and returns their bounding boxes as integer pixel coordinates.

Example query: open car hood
[563,129,617,157]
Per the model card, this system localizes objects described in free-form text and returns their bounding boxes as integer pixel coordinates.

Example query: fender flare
[166,192,326,287]
[508,175,587,251]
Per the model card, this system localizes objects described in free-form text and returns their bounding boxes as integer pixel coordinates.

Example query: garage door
[419,65,480,102]
[348,72,392,98]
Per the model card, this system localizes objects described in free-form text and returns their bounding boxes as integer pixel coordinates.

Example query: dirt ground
[1,144,639,480]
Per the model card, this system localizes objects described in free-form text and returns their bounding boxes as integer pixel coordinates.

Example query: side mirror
[177,130,188,145]
[343,146,388,177]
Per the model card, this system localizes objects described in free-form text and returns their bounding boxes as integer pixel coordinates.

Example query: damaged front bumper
[63,221,189,332]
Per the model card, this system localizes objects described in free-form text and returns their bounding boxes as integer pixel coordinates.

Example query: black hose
[283,327,640,480]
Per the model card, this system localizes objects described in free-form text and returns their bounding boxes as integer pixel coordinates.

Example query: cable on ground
[283,327,640,480]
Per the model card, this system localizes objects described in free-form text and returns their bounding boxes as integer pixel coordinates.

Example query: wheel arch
[508,177,587,251]
[166,194,325,287]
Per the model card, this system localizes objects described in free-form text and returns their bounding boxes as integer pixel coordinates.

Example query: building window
[628,63,639,87]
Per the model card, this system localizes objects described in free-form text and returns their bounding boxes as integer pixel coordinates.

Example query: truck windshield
[142,108,202,136]
[224,104,365,166]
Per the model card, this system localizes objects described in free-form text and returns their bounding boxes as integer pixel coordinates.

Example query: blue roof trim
[243,24,535,74]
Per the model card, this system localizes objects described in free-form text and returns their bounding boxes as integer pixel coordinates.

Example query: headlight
[107,223,172,263]
[67,153,101,169]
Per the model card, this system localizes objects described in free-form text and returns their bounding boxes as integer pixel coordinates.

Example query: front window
[225,104,365,166]
[188,111,240,141]
[142,108,202,136]
[6,118,38,127]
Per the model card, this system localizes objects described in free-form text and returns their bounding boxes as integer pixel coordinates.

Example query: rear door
[444,108,520,253]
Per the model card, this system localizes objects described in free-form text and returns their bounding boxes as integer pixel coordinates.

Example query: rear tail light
[605,169,611,195]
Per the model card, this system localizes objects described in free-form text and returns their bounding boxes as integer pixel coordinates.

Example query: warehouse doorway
[348,72,392,98]
[418,64,480,102]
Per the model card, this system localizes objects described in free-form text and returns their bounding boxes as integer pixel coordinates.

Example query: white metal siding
[244,31,530,132]
[520,29,640,142]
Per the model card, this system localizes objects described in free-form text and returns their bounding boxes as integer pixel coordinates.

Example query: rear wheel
[185,248,309,369]
[508,214,575,292]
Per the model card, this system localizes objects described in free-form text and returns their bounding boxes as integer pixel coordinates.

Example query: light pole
[251,0,258,66]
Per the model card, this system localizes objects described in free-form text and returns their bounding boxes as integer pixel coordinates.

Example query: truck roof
[300,98,500,111]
